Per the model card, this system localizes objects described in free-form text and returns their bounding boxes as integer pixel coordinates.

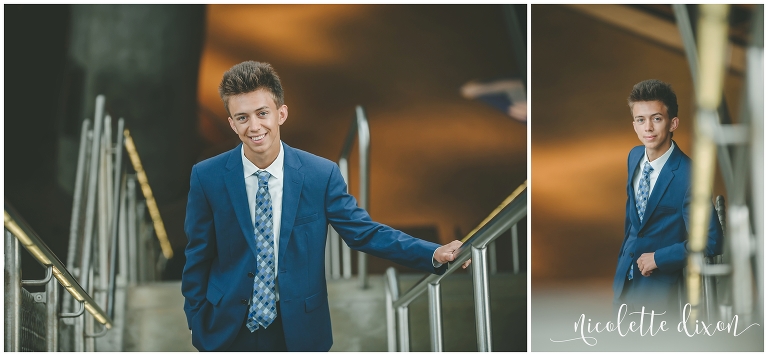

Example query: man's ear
[670,117,679,132]
[278,105,288,126]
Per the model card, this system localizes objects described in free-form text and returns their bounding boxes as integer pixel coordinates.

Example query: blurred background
[531,4,762,351]
[5,3,526,280]
[5,4,526,352]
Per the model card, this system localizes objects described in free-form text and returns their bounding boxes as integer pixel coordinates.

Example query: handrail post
[5,229,21,351]
[356,105,370,289]
[338,157,352,279]
[127,176,138,284]
[46,266,59,351]
[385,267,399,352]
[397,306,410,352]
[428,281,443,352]
[472,245,493,351]
[511,223,520,274]
[79,94,105,293]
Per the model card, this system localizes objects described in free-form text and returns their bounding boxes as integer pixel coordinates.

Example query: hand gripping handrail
[4,203,114,332]
[385,181,527,351]
[326,105,371,289]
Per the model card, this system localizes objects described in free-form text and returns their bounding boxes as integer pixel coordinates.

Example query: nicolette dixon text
[549,304,760,346]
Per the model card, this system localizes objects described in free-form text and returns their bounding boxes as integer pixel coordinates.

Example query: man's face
[227,89,287,167]
[631,100,678,154]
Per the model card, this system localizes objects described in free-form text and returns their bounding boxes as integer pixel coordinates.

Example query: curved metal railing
[5,94,166,351]
[4,203,113,352]
[325,105,371,289]
[385,181,527,351]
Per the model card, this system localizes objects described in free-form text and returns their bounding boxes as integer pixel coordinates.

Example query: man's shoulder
[193,145,238,173]
[284,143,337,172]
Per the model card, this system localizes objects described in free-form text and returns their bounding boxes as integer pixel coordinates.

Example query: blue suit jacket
[612,143,723,309]
[181,143,444,351]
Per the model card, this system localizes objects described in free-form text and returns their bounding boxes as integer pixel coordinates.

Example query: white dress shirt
[242,142,285,300]
[632,141,675,197]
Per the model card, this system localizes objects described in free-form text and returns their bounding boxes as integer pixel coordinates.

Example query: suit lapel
[639,144,682,231]
[628,148,643,230]
[278,144,304,265]
[224,144,260,259]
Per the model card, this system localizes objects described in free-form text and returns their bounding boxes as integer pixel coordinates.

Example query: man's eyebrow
[634,112,663,119]
[233,106,270,117]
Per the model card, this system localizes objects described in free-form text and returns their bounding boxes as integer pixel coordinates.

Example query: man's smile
[250,133,266,142]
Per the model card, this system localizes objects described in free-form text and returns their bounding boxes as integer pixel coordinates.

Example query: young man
[181,61,470,351]
[612,79,723,315]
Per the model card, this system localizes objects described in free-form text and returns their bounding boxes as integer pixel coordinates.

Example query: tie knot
[256,170,271,186]
[642,162,653,175]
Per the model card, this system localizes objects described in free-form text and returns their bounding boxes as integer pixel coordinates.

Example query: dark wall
[5,4,207,281]
[6,4,73,281]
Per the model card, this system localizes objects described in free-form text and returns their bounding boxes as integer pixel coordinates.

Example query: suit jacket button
[638,232,644,238]
[247,272,255,278]
[629,252,634,258]
[240,299,248,305]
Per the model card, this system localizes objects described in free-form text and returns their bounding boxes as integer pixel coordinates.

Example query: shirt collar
[643,141,675,172]
[241,141,284,180]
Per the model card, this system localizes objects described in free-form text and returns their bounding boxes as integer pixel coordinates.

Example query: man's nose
[643,120,653,131]
[248,118,262,131]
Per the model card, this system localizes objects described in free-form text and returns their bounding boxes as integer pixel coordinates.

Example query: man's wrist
[432,248,443,268]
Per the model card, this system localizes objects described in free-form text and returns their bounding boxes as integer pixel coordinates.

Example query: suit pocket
[305,291,327,313]
[206,282,224,306]
[294,213,319,226]
[656,206,677,215]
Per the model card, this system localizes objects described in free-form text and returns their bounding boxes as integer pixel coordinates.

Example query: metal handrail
[326,105,371,289]
[386,181,527,351]
[4,203,113,330]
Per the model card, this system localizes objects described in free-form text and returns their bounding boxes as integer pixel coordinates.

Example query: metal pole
[80,95,105,292]
[107,119,125,319]
[74,313,85,352]
[5,229,21,351]
[127,176,138,284]
[397,306,410,352]
[747,4,764,322]
[338,157,352,279]
[511,223,520,274]
[67,119,92,269]
[428,282,443,352]
[325,226,331,280]
[472,245,493,351]
[329,227,341,279]
[97,118,111,309]
[46,267,59,351]
[357,105,370,289]
[385,267,399,352]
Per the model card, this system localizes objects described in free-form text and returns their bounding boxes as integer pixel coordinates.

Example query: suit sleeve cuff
[432,248,443,268]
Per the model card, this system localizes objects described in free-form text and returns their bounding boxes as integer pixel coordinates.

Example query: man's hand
[435,240,472,269]
[637,252,657,277]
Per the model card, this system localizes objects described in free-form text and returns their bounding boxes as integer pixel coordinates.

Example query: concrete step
[122,272,526,351]
[329,271,527,352]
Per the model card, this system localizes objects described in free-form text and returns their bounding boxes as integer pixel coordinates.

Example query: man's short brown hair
[219,61,285,114]
[627,79,678,118]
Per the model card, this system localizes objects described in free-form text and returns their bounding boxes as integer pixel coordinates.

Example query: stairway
[122,272,526,351]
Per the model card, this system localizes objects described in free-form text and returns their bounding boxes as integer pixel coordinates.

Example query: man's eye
[237,116,246,121]
[258,111,267,117]
[636,119,644,124]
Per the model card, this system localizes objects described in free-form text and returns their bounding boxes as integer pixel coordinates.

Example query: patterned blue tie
[246,170,277,332]
[629,162,653,281]
[635,162,654,223]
